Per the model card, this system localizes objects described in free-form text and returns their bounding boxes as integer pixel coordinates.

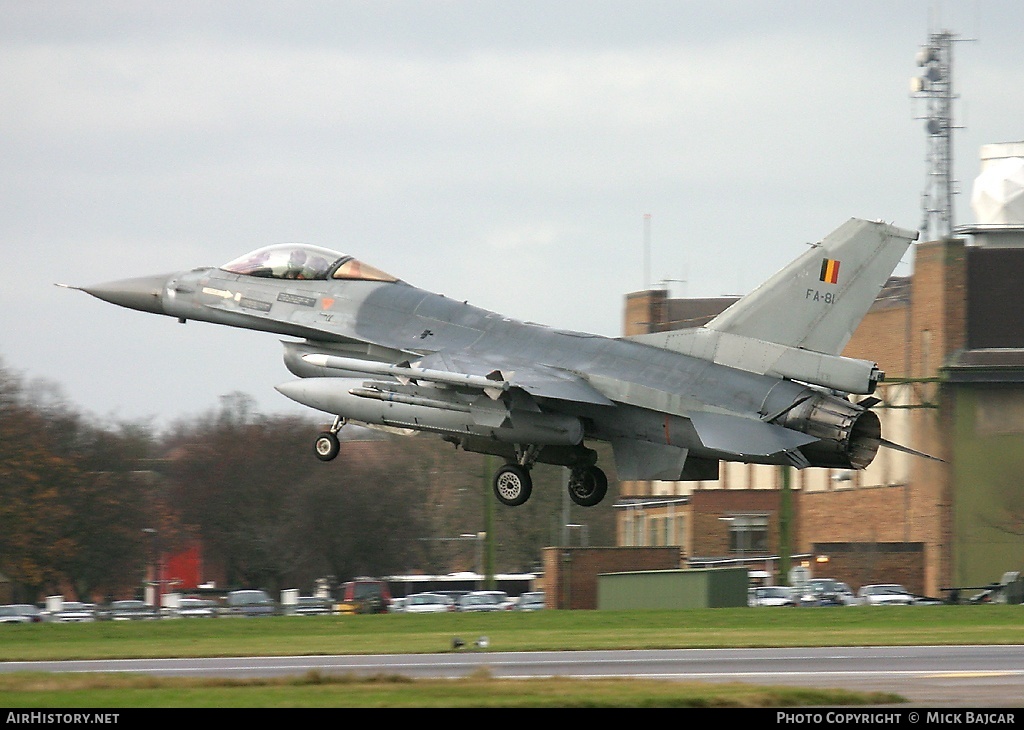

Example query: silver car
[457,591,514,612]
[514,592,546,611]
[49,601,97,622]
[748,586,796,607]
[223,589,276,617]
[293,596,334,616]
[797,579,857,606]
[857,584,915,605]
[168,598,220,618]
[403,592,456,614]
[0,604,41,624]
[105,600,158,620]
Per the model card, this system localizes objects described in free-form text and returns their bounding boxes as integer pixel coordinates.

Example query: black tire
[568,465,608,507]
[314,432,340,461]
[493,464,533,507]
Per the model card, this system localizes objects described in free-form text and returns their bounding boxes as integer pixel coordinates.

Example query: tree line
[0,358,614,603]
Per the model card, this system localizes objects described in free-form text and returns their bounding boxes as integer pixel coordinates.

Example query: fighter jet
[67,218,925,508]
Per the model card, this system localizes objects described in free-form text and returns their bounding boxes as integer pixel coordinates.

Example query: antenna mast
[910,26,971,241]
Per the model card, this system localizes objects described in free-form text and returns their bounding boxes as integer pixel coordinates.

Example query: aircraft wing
[407,351,617,407]
[301,349,615,407]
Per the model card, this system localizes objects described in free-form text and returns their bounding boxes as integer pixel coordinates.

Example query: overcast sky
[2,1,1021,429]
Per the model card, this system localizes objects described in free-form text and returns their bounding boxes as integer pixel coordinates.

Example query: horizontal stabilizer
[690,411,818,458]
[610,440,721,481]
[610,439,689,481]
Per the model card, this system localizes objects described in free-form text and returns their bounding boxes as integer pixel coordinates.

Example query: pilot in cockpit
[283,249,307,279]
[305,255,330,279]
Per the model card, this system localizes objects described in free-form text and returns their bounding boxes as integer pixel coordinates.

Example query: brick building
[616,143,1024,598]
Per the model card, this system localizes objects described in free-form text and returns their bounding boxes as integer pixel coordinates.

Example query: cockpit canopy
[221,244,399,283]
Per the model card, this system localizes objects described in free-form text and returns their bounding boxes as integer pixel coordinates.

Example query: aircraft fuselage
[154,265,872,477]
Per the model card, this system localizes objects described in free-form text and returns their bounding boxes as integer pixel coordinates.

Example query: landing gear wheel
[493,464,533,507]
[314,432,340,462]
[568,465,608,507]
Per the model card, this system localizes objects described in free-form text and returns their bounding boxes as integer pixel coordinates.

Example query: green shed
[598,567,748,609]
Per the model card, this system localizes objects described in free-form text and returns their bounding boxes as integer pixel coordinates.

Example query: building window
[649,518,663,547]
[625,511,647,546]
[723,514,769,554]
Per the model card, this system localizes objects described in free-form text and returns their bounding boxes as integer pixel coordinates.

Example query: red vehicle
[336,578,391,614]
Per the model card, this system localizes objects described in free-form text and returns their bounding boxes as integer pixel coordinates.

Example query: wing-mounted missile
[300,353,511,399]
[413,351,615,407]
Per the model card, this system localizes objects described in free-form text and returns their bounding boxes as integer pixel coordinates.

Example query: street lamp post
[564,523,589,547]
[141,528,159,610]
[460,533,486,589]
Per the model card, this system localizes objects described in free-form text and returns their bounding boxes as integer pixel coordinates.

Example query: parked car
[514,592,546,611]
[748,586,796,607]
[0,604,42,624]
[435,590,470,606]
[336,578,391,614]
[48,601,97,622]
[457,590,514,612]
[105,599,159,620]
[857,584,915,605]
[403,592,456,613]
[167,597,220,618]
[223,589,276,617]
[293,596,334,616]
[797,579,857,606]
[388,597,407,614]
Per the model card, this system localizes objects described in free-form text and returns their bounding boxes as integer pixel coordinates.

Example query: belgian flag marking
[819,258,840,284]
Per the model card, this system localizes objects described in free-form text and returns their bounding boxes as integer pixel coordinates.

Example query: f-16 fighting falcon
[65,218,929,508]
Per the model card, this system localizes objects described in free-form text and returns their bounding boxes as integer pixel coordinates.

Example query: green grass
[0,670,904,708]
[1,605,1020,661]
[1,605,1018,707]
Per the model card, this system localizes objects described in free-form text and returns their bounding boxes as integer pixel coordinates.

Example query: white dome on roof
[971,148,1024,225]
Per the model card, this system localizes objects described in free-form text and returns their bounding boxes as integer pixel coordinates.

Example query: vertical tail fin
[705,219,918,355]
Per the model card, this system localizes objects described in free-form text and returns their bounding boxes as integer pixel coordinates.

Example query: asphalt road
[2,645,1022,707]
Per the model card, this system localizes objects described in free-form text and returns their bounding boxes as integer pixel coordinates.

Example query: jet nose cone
[81,274,173,315]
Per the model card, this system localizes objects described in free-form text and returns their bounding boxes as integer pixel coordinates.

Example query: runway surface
[2,645,1022,707]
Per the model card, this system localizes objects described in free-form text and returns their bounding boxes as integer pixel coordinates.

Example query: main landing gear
[493,463,533,507]
[567,464,608,507]
[313,416,345,462]
[491,445,608,508]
